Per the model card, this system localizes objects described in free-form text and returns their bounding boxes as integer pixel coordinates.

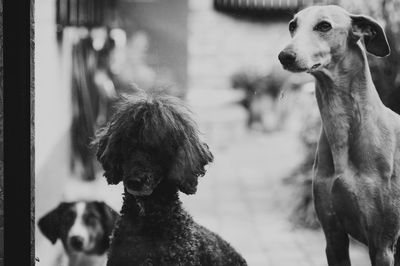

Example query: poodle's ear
[94,201,119,239]
[169,140,213,195]
[94,125,123,185]
[37,203,70,244]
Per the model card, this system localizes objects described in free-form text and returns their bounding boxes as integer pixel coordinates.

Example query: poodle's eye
[314,21,332,32]
[192,171,200,177]
[192,170,205,177]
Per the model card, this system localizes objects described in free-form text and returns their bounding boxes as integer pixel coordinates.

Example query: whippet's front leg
[313,131,351,266]
[394,240,400,266]
[314,180,351,266]
[325,231,351,266]
[369,246,395,266]
[314,178,351,266]
[370,236,398,266]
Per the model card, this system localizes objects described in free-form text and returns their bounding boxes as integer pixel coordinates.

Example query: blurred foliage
[231,69,287,130]
[231,69,286,106]
[70,32,119,181]
[231,67,312,131]
[286,112,321,229]
[338,0,400,114]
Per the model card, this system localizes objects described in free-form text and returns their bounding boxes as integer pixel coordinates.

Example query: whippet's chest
[316,170,400,244]
[313,171,368,244]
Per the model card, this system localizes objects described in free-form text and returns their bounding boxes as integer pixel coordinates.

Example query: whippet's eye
[289,21,297,33]
[314,21,332,32]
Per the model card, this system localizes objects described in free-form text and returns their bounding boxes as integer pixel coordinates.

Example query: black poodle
[94,92,247,266]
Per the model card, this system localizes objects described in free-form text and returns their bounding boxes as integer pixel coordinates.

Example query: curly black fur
[93,92,247,266]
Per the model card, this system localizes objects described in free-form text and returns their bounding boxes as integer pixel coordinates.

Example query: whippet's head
[278,5,390,74]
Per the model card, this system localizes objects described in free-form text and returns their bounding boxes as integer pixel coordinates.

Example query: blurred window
[214,0,338,12]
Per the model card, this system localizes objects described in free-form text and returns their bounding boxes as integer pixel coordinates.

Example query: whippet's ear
[350,14,390,57]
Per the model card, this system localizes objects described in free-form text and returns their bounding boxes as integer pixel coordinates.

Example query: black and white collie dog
[38,201,119,266]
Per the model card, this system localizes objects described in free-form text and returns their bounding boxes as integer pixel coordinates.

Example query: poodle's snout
[126,178,144,191]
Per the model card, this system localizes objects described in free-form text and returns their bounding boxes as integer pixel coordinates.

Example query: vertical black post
[67,0,71,27]
[0,0,3,265]
[56,0,60,25]
[3,0,33,265]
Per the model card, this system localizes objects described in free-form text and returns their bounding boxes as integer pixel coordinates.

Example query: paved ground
[184,90,370,266]
[35,1,371,264]
[185,2,370,263]
[182,0,369,266]
[35,88,370,266]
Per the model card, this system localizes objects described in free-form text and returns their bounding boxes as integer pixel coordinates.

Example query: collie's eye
[289,21,297,33]
[314,21,332,32]
[85,214,98,226]
[64,210,76,223]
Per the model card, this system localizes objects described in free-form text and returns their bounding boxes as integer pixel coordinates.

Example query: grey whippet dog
[278,5,400,266]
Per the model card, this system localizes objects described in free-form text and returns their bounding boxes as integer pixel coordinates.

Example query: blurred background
[35,0,400,265]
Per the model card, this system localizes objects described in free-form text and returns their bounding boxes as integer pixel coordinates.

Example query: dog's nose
[278,50,297,66]
[126,178,143,191]
[70,236,84,251]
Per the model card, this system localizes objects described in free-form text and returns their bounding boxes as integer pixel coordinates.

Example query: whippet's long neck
[313,44,384,173]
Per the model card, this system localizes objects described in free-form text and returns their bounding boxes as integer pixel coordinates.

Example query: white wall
[35,0,72,172]
[35,1,74,264]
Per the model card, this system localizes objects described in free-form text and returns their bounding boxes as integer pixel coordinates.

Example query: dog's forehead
[294,5,351,27]
[61,202,76,213]
[85,202,102,216]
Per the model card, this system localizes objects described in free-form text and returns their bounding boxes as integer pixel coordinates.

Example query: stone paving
[184,1,370,263]
[35,88,371,266]
[182,93,370,266]
[35,1,372,265]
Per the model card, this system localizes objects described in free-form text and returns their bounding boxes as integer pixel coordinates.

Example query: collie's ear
[350,14,390,57]
[94,125,123,185]
[38,203,70,244]
[94,201,119,240]
[169,140,213,195]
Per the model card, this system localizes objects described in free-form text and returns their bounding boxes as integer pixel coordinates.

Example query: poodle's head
[93,92,213,196]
